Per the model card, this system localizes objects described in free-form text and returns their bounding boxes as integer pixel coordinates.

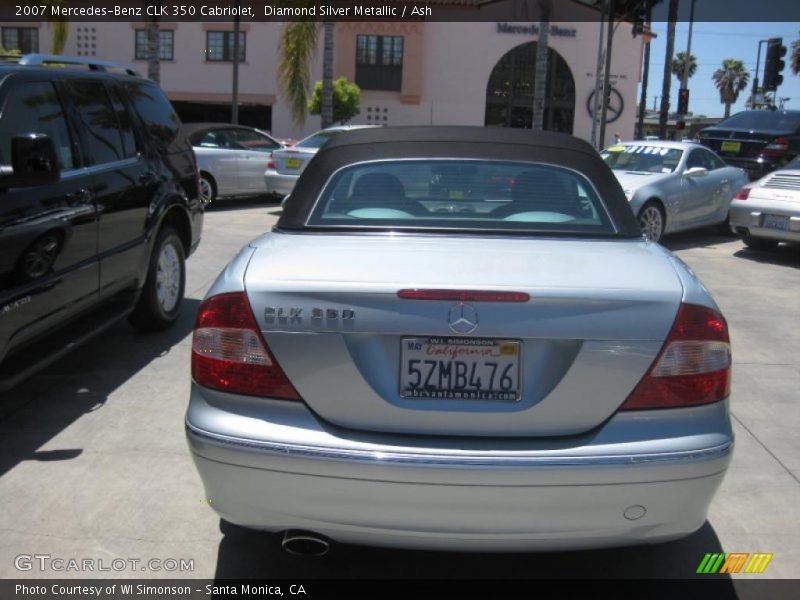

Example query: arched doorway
[485,43,575,133]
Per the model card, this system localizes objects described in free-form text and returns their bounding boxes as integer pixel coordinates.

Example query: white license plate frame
[399,337,522,402]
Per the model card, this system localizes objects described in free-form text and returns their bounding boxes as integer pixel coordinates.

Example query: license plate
[763,214,790,231]
[720,141,741,154]
[285,158,301,168]
[400,337,521,401]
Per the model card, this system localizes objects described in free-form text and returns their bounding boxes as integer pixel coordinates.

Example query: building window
[355,35,403,91]
[205,31,246,62]
[1,27,39,53]
[135,30,174,61]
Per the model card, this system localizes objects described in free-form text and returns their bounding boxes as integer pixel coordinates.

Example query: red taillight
[191,292,301,400]
[734,187,752,200]
[397,289,530,302]
[267,152,275,170]
[620,303,731,410]
[762,137,789,158]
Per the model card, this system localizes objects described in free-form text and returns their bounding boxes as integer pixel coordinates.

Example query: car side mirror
[0,134,60,188]
[683,166,708,178]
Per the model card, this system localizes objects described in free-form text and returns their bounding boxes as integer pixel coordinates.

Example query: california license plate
[285,158,301,168]
[763,214,790,231]
[720,141,741,154]
[400,337,521,401]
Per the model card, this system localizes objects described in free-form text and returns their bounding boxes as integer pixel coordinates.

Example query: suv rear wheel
[129,226,186,331]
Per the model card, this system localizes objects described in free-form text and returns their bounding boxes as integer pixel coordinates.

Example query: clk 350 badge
[264,307,355,323]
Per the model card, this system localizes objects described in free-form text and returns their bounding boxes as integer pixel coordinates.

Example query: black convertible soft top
[278,126,640,236]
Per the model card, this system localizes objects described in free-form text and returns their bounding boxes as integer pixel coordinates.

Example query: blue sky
[640,22,800,118]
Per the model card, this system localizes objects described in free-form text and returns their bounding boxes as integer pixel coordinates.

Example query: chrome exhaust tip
[281,530,331,557]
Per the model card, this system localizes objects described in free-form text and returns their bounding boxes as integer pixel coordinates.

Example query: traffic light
[675,120,686,131]
[632,7,647,38]
[764,38,787,91]
[677,88,690,114]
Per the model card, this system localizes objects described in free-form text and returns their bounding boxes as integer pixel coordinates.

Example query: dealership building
[3,4,647,144]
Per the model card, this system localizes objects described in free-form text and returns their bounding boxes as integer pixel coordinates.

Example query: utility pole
[590,0,608,148]
[636,2,652,140]
[752,39,768,101]
[598,0,615,149]
[231,0,240,124]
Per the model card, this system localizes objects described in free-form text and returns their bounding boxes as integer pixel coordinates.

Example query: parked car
[187,126,733,554]
[0,55,203,391]
[264,124,376,197]
[697,109,800,180]
[601,140,748,242]
[184,123,283,203]
[729,155,800,249]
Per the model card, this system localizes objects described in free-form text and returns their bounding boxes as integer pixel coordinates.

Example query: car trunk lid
[243,233,684,437]
[699,127,791,159]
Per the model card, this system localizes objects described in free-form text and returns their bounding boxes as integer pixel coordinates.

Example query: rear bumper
[720,156,782,180]
[729,199,800,243]
[264,170,299,197]
[186,385,733,551]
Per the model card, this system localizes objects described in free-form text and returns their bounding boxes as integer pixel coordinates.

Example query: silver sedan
[264,125,376,198]
[730,156,800,249]
[602,141,748,242]
[184,124,283,203]
[187,127,733,554]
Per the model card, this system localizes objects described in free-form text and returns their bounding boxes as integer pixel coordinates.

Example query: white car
[729,156,800,249]
[265,125,377,197]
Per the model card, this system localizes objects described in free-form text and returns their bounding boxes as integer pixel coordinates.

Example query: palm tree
[671,52,697,84]
[278,21,335,128]
[531,0,551,131]
[713,59,750,118]
[45,0,68,54]
[658,0,678,138]
[636,2,653,139]
[791,34,800,75]
[145,1,161,83]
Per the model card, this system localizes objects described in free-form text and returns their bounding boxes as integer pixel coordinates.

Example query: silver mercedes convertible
[186,127,733,553]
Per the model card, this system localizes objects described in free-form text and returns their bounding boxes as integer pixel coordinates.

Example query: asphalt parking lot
[1,198,798,582]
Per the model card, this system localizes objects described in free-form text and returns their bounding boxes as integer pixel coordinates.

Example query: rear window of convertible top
[305,160,617,235]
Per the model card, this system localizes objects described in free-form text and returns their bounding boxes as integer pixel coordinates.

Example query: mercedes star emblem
[448,302,478,334]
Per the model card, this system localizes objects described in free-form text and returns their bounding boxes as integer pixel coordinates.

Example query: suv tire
[129,226,186,332]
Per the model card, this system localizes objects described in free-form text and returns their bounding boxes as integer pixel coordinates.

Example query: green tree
[671,52,698,84]
[713,59,750,118]
[278,20,335,128]
[45,0,69,54]
[308,77,361,124]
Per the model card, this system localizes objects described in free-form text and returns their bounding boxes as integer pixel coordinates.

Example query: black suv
[0,55,203,390]
[698,109,800,180]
